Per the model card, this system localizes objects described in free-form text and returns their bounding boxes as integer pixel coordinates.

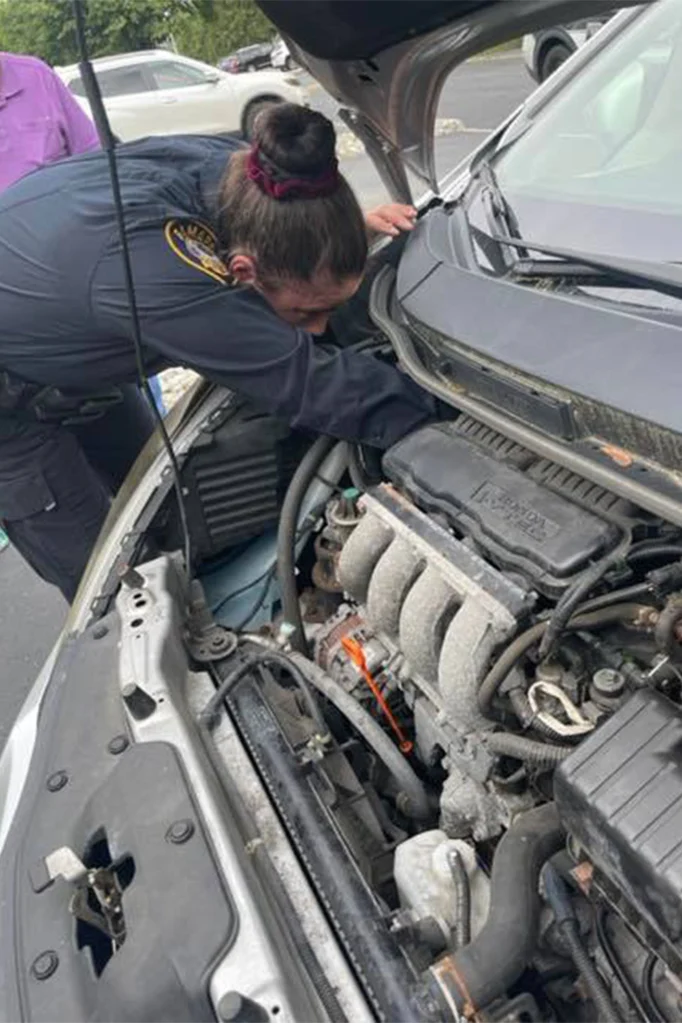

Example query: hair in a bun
[256,103,337,178]
[218,103,367,284]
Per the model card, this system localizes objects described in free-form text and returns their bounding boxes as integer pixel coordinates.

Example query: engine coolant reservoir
[394,830,490,942]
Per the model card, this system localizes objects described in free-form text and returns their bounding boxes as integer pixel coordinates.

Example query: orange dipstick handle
[341,635,413,754]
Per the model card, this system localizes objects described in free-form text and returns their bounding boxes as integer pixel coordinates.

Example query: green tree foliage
[172,1,275,65]
[0,0,275,67]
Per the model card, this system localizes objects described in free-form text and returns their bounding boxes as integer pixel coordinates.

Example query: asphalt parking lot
[307,51,532,206]
[0,52,534,752]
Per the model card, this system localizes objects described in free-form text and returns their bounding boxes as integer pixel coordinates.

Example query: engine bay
[146,390,682,1021]
[17,374,682,1022]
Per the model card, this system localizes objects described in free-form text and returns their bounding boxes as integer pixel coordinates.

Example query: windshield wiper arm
[490,233,682,303]
[472,161,527,259]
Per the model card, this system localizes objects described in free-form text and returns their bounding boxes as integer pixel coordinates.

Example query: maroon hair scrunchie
[247,144,340,200]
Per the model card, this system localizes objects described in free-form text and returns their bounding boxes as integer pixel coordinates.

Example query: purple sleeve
[50,71,100,155]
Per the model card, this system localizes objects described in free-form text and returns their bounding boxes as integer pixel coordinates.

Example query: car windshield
[493,0,682,279]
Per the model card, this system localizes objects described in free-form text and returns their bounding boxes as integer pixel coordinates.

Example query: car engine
[138,399,682,1021]
[257,413,682,1021]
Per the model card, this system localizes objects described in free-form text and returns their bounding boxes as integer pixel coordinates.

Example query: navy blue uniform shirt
[0,134,435,447]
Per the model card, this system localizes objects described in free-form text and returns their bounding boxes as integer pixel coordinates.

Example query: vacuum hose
[483,730,573,764]
[478,604,652,715]
[427,803,565,1019]
[277,435,336,656]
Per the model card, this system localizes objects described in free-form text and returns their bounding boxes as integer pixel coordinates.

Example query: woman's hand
[365,203,417,238]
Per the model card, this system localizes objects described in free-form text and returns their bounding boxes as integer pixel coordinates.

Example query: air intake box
[555,690,682,946]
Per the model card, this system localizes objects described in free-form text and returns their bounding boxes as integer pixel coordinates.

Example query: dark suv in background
[218,41,273,74]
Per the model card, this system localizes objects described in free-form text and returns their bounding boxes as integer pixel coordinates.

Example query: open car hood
[258,0,642,197]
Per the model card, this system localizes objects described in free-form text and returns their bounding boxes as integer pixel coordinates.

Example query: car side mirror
[204,71,221,84]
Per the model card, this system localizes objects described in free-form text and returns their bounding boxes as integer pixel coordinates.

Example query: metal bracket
[185,579,238,663]
[43,845,126,947]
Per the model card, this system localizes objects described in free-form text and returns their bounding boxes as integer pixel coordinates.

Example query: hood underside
[258,0,646,196]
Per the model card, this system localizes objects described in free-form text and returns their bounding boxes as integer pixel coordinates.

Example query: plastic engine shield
[555,690,682,949]
[384,423,618,593]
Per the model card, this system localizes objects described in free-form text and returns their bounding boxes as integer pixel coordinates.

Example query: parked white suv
[57,49,306,141]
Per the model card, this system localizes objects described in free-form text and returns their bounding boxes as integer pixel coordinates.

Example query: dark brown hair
[217,104,367,284]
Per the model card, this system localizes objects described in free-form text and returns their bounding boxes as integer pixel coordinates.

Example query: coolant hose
[483,731,573,764]
[277,436,336,655]
[200,647,328,737]
[285,651,431,821]
[478,603,653,715]
[427,803,565,1019]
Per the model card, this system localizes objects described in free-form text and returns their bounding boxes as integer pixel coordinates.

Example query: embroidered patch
[164,219,230,284]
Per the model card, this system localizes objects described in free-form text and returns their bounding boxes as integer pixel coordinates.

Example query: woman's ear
[227,253,258,285]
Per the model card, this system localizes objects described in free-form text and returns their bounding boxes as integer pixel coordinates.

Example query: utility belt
[0,371,124,426]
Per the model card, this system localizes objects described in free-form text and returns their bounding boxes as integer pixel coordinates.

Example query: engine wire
[72,0,192,579]
[595,908,650,1022]
[643,955,667,1023]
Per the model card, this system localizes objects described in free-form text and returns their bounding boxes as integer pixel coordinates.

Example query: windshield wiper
[489,232,682,303]
[470,159,527,272]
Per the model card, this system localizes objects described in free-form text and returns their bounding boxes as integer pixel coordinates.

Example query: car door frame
[145,57,233,135]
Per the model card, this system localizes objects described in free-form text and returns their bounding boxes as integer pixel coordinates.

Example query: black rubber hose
[200,648,328,737]
[348,445,372,492]
[543,865,619,1022]
[577,582,654,613]
[643,955,666,1023]
[446,847,471,949]
[628,544,682,567]
[477,603,652,716]
[427,803,565,1018]
[483,730,573,764]
[277,435,336,655]
[285,650,431,820]
[538,552,625,661]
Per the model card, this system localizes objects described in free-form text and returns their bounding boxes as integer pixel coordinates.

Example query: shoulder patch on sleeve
[164,219,231,285]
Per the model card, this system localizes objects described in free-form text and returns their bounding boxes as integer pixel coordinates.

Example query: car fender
[531,25,579,77]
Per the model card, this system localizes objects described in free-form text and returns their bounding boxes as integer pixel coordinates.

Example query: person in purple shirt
[0,51,167,424]
[0,52,165,557]
[0,54,99,552]
[0,51,100,190]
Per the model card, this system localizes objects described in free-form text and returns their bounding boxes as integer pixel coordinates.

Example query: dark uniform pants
[0,385,156,603]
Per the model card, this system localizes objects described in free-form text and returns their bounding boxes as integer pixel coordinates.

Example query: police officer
[0,103,436,602]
